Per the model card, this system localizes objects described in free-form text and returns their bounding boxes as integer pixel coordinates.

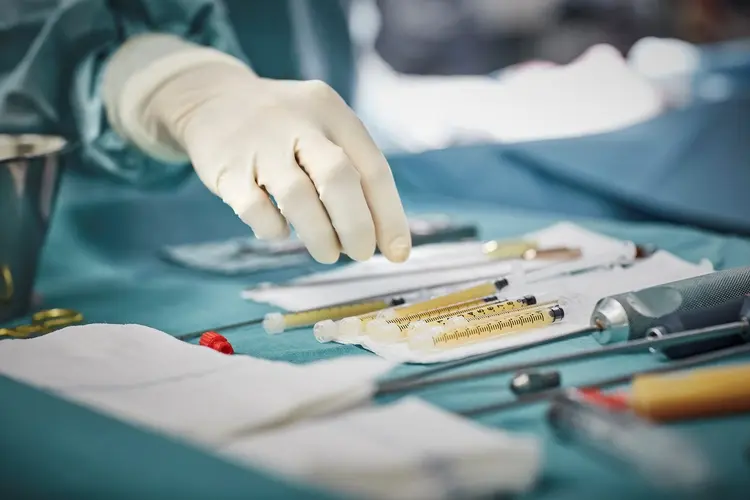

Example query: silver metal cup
[0,134,70,323]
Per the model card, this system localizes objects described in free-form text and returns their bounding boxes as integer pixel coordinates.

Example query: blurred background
[348,0,750,75]
[339,0,750,153]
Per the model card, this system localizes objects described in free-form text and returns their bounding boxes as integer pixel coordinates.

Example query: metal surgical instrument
[247,244,581,289]
[459,341,750,416]
[376,309,750,395]
[375,267,750,392]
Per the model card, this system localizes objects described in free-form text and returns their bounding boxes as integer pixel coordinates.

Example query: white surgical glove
[103,34,411,264]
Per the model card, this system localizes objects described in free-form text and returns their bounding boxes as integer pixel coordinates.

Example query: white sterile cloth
[221,398,541,500]
[0,324,392,446]
[351,251,714,363]
[243,222,637,310]
[353,42,665,154]
[0,325,542,498]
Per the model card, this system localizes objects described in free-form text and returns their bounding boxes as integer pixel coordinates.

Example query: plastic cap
[338,317,362,338]
[371,322,403,343]
[365,318,388,336]
[409,322,441,337]
[199,331,234,355]
[314,320,338,343]
[263,312,286,335]
[408,331,438,352]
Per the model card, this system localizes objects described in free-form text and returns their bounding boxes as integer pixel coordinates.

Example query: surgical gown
[0,0,354,186]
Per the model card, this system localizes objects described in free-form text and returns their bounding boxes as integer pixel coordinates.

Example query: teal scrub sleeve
[0,0,248,187]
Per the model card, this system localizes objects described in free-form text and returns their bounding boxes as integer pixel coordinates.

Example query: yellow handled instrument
[630,363,750,422]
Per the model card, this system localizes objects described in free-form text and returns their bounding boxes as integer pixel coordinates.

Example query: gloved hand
[103,34,411,264]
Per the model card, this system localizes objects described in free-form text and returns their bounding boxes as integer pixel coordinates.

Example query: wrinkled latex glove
[103,35,411,264]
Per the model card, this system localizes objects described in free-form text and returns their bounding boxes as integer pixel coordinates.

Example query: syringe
[262,297,406,334]
[177,296,406,340]
[408,304,565,353]
[409,298,558,336]
[374,268,750,393]
[366,295,540,343]
[315,279,510,342]
[181,278,511,341]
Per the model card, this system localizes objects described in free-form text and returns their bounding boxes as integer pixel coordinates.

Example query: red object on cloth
[199,331,234,355]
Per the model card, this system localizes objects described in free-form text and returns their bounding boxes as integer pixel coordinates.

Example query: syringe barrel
[591,266,750,345]
[410,304,563,352]
[388,279,507,318]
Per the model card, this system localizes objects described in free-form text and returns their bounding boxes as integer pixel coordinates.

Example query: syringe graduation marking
[441,310,545,342]
[391,282,500,315]
[428,297,538,325]
[425,305,564,348]
[388,296,536,331]
[387,296,499,326]
[337,280,509,339]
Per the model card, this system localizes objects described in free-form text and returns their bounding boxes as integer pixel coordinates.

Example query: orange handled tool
[629,363,750,422]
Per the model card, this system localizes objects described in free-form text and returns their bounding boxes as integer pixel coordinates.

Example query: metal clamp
[0,265,12,301]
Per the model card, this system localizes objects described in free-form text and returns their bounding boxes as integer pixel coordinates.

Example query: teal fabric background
[2,156,750,498]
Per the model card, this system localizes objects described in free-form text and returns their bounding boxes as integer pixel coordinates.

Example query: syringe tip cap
[263,312,286,335]
[365,318,388,336]
[372,322,403,343]
[314,320,338,343]
[199,332,234,355]
[407,331,438,352]
[410,322,440,337]
[338,317,362,338]
[213,340,234,355]
[199,331,224,346]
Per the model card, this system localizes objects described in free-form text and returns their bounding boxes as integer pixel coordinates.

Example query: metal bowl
[0,134,71,323]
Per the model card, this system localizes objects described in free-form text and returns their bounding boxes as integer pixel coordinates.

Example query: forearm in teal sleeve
[0,0,248,187]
